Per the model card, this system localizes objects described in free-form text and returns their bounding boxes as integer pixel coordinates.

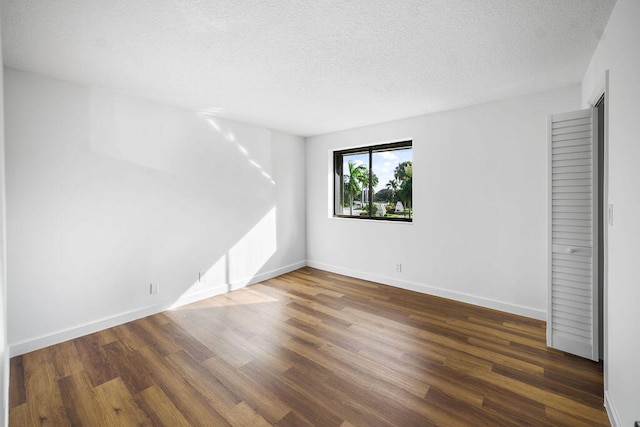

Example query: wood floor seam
[9,267,609,426]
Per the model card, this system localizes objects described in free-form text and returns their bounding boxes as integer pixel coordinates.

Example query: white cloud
[379,151,399,161]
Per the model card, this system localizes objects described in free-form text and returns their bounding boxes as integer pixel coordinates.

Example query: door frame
[587,70,609,376]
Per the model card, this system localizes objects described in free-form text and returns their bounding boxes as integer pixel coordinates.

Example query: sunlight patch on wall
[204,117,221,132]
[204,116,275,185]
[170,206,278,310]
[237,144,249,156]
[199,254,228,288]
[229,206,277,288]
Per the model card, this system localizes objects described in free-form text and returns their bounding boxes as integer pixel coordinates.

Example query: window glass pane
[333,141,411,221]
[341,152,369,217]
[372,147,412,218]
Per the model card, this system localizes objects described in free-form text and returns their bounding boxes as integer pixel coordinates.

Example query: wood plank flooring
[9,267,609,426]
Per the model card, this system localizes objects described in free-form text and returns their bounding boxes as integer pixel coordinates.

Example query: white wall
[306,86,580,320]
[4,68,306,355]
[582,0,640,425]
[0,15,8,426]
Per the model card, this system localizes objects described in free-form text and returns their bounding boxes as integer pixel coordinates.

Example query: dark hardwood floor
[9,267,609,426]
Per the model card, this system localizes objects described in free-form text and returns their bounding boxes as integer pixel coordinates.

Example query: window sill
[330,216,413,224]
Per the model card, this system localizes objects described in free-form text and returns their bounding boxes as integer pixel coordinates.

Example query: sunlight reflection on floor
[173,287,279,310]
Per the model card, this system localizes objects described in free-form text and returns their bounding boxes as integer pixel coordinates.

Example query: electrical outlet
[395,262,402,272]
[149,283,159,295]
[198,272,206,283]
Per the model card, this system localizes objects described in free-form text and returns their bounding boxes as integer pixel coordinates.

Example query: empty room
[0,0,639,426]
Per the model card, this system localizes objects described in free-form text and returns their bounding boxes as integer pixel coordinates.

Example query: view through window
[334,141,412,221]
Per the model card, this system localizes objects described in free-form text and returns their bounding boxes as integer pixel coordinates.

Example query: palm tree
[371,172,379,188]
[394,161,412,183]
[391,161,413,216]
[395,161,412,217]
[344,161,367,215]
[358,170,378,207]
[386,179,399,203]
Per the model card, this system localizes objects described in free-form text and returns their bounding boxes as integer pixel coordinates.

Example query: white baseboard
[9,303,168,357]
[170,260,307,308]
[604,391,621,427]
[10,259,543,356]
[169,284,229,309]
[306,260,546,321]
[9,260,307,357]
[231,260,307,291]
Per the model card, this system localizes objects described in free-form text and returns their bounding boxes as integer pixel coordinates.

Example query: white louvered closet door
[548,108,599,361]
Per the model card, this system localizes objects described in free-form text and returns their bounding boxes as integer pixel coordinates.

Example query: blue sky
[343,147,412,193]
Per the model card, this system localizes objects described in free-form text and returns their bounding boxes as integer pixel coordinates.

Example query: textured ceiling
[1,0,616,137]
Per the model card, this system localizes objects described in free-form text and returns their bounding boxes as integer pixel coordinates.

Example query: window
[334,141,412,221]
